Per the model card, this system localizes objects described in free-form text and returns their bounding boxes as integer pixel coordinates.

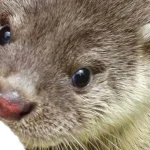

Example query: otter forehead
[1,0,137,77]
[1,0,114,78]
[2,0,148,59]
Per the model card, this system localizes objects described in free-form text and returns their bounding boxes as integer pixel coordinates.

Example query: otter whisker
[70,140,80,150]
[40,136,43,150]
[56,146,59,150]
[84,136,100,150]
[33,146,37,150]
[85,134,101,150]
[57,143,62,150]
[63,138,74,150]
[85,128,105,150]
[87,132,110,150]
[64,132,86,150]
[102,135,121,150]
[41,140,44,150]
[25,135,31,149]
[39,140,41,150]
[92,139,102,150]
[33,135,37,150]
[56,145,58,150]
[69,134,87,150]
[60,144,63,150]
[97,125,123,144]
[62,138,69,150]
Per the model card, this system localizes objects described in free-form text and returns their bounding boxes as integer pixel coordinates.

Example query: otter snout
[0,90,36,120]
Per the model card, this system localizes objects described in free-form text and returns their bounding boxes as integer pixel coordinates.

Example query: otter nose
[0,90,35,120]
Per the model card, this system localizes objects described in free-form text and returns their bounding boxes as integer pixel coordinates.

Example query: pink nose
[0,90,35,120]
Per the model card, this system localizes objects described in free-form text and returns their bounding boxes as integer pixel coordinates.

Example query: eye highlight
[0,25,11,46]
[72,68,91,88]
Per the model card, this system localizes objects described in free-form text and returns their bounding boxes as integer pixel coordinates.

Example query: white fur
[0,121,25,150]
[140,23,150,41]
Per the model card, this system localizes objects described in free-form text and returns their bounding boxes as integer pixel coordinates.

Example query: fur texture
[0,0,150,149]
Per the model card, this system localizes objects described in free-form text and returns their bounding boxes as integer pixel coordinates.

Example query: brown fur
[1,0,150,149]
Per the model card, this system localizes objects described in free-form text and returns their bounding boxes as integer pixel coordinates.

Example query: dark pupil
[73,68,90,88]
[0,26,11,45]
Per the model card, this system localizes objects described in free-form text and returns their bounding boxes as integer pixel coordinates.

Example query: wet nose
[0,90,35,120]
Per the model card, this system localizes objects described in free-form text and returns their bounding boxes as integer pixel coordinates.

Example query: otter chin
[1,0,150,150]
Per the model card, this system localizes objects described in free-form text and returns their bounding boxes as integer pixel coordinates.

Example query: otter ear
[139,24,150,42]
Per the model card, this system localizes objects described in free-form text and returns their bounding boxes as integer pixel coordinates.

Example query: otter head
[0,0,149,149]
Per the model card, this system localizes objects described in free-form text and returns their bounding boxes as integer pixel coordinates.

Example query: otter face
[0,0,149,149]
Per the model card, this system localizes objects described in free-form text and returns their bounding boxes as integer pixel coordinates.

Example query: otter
[0,0,150,149]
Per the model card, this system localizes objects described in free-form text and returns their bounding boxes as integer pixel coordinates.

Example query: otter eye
[72,68,91,88]
[0,25,11,46]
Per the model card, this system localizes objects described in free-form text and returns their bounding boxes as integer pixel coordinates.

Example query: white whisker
[69,134,87,150]
[97,125,123,144]
[87,131,110,150]
[102,135,121,150]
[63,138,74,150]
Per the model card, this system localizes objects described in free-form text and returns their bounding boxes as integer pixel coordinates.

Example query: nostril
[0,90,36,121]
[19,102,36,119]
